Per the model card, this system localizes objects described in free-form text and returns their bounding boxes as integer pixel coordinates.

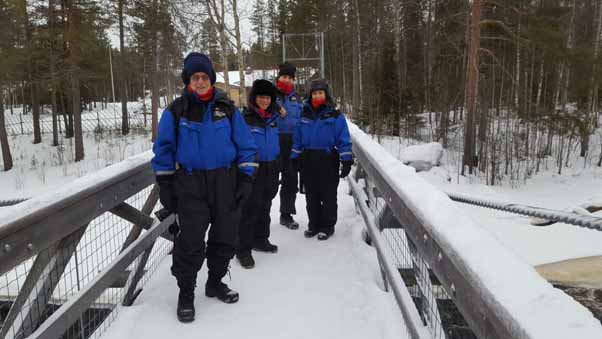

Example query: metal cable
[0,198,30,207]
[446,192,602,232]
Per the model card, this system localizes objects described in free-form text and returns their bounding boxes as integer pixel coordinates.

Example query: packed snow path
[101,181,409,339]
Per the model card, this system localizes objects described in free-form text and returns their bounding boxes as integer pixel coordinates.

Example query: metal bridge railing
[346,122,602,339]
[0,151,174,339]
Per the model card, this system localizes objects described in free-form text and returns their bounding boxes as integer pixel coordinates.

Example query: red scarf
[311,97,326,110]
[276,79,293,95]
[257,107,272,119]
[188,85,213,102]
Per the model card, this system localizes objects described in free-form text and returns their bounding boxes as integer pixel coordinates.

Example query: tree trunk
[67,98,74,138]
[208,0,231,94]
[424,0,433,135]
[24,0,42,143]
[462,0,482,175]
[561,0,576,112]
[142,57,148,127]
[72,71,84,161]
[49,0,59,146]
[393,0,406,136]
[9,86,14,115]
[231,0,246,106]
[31,83,41,143]
[65,0,84,160]
[535,59,544,114]
[578,1,601,158]
[340,41,347,111]
[514,19,521,111]
[0,88,13,171]
[587,0,602,124]
[353,0,364,117]
[351,1,359,118]
[119,0,129,135]
[151,0,160,141]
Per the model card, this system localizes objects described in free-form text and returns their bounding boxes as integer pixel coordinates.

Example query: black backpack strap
[167,96,188,147]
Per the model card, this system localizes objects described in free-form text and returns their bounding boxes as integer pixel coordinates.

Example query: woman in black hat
[237,79,282,268]
[290,79,353,240]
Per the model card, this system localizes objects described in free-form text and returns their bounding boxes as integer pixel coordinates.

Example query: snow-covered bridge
[0,123,601,339]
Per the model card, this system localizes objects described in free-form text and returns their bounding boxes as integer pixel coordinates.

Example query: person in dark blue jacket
[152,52,258,322]
[275,62,303,230]
[237,80,281,269]
[291,79,353,241]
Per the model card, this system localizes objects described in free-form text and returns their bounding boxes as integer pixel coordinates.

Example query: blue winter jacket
[276,91,302,134]
[243,107,280,162]
[151,88,258,177]
[291,102,353,161]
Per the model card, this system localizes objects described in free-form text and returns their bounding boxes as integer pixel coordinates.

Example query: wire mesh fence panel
[359,169,475,339]
[0,186,172,339]
[4,109,150,137]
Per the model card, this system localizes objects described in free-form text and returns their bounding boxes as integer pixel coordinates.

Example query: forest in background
[0,0,601,186]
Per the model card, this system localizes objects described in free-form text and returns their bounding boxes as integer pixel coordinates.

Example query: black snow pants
[279,134,298,215]
[171,167,240,286]
[300,150,340,234]
[238,160,280,256]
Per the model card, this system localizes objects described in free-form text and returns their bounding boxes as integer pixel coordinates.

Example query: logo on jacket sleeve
[213,108,227,119]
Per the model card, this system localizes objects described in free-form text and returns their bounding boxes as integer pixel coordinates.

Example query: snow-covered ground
[378,136,602,266]
[100,181,408,339]
[0,130,153,200]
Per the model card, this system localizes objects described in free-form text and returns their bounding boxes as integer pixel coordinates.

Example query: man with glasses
[152,52,258,323]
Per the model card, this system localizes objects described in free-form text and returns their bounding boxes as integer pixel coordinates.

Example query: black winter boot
[304,229,319,238]
[205,279,239,304]
[176,280,196,323]
[237,252,255,269]
[317,232,331,240]
[253,239,278,253]
[317,228,334,241]
[280,214,299,230]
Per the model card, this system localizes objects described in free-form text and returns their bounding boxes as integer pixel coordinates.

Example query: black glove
[156,174,177,213]
[235,171,253,208]
[292,157,302,173]
[340,160,353,178]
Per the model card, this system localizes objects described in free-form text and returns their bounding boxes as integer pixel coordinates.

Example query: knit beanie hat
[182,52,216,85]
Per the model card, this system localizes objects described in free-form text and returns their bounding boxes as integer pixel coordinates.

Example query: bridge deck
[101,181,408,339]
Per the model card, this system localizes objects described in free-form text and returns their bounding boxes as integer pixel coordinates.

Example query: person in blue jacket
[275,62,303,230]
[291,79,353,240]
[152,52,258,322]
[237,80,281,268]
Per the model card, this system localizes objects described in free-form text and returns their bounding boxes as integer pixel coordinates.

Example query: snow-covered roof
[216,69,278,88]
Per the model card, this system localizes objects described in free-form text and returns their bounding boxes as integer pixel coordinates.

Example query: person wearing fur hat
[290,79,353,241]
[236,79,282,268]
[275,61,303,230]
[152,52,258,322]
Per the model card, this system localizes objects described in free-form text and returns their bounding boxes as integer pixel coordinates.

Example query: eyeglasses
[190,73,210,82]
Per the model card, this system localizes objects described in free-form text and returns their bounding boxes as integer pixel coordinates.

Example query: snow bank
[348,122,602,338]
[399,142,443,166]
